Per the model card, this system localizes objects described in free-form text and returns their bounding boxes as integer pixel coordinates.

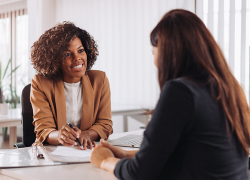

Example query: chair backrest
[21,84,36,147]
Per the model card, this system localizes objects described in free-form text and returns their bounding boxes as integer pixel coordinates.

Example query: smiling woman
[30,22,113,150]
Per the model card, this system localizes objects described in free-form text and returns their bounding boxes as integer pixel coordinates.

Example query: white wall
[27,0,56,80]
[27,0,195,133]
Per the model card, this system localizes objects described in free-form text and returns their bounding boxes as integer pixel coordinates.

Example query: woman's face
[152,46,158,68]
[61,37,87,83]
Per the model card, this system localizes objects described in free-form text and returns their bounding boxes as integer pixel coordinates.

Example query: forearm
[45,130,60,145]
[90,122,113,140]
[126,150,138,158]
[101,157,120,174]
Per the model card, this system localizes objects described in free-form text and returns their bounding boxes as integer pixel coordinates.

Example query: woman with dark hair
[90,9,250,179]
[31,22,112,149]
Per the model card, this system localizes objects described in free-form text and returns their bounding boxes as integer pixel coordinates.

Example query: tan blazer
[31,70,113,143]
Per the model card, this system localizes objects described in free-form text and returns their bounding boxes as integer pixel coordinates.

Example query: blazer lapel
[54,79,67,130]
[80,74,94,130]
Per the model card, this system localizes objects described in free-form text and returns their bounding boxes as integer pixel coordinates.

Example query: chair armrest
[14,142,26,148]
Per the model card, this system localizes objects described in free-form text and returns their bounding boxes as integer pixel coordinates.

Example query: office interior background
[0,0,249,146]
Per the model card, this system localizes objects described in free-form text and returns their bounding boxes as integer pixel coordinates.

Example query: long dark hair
[150,9,250,154]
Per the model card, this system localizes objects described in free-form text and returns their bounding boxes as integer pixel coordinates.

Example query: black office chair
[14,84,36,148]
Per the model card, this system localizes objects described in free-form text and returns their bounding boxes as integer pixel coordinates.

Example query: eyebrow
[65,46,84,52]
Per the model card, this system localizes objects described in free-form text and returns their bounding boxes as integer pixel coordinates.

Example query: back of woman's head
[151,9,250,154]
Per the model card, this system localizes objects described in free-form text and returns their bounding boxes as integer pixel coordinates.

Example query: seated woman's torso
[159,78,248,179]
[114,78,248,180]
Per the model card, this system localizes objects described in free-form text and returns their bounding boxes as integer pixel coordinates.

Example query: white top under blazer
[63,81,83,128]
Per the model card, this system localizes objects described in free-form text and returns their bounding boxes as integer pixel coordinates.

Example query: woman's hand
[78,131,97,150]
[57,124,81,146]
[90,145,114,168]
[99,139,128,158]
[90,145,120,174]
[100,139,138,159]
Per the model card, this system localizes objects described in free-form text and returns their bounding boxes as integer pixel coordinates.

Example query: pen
[67,123,84,150]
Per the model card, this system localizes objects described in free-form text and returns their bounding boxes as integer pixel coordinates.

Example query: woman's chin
[73,71,86,78]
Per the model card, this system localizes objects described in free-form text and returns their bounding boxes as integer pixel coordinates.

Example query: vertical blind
[0,13,11,96]
[197,0,250,102]
[0,0,28,101]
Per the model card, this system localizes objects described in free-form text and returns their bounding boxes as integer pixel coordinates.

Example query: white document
[44,145,92,163]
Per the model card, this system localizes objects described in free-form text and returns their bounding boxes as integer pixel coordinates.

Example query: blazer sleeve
[30,75,57,143]
[89,73,113,139]
[114,81,194,180]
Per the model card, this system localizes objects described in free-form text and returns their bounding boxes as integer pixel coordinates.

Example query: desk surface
[0,174,17,180]
[111,104,151,114]
[0,108,21,127]
[1,164,117,180]
[0,130,144,180]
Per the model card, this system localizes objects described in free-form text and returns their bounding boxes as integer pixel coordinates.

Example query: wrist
[100,157,120,174]
[81,129,99,141]
[126,150,138,159]
[54,130,60,144]
[80,130,90,136]
[46,130,60,145]
[124,150,129,159]
[100,157,111,170]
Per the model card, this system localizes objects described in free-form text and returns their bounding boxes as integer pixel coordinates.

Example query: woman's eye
[79,49,85,53]
[65,53,71,57]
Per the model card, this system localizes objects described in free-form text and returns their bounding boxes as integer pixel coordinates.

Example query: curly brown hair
[31,21,99,79]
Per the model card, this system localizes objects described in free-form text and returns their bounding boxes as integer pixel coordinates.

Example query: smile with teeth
[71,64,83,69]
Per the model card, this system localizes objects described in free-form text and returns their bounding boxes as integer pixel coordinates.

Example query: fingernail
[101,139,105,143]
[75,142,77,145]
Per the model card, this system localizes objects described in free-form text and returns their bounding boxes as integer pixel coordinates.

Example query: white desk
[0,109,21,149]
[111,104,151,132]
[0,130,144,180]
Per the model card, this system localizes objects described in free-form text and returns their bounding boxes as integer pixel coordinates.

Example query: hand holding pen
[57,123,82,148]
[67,123,84,150]
[58,123,96,150]
[67,123,96,150]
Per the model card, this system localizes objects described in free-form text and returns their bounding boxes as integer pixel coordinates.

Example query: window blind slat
[241,0,246,87]
[229,0,235,73]
[196,0,204,20]
[208,0,214,35]
[218,0,224,52]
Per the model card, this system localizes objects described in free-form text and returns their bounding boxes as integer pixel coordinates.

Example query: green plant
[2,126,8,142]
[7,84,19,109]
[0,56,20,103]
[0,56,20,141]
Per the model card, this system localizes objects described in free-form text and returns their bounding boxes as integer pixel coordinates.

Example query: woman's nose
[74,54,81,61]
